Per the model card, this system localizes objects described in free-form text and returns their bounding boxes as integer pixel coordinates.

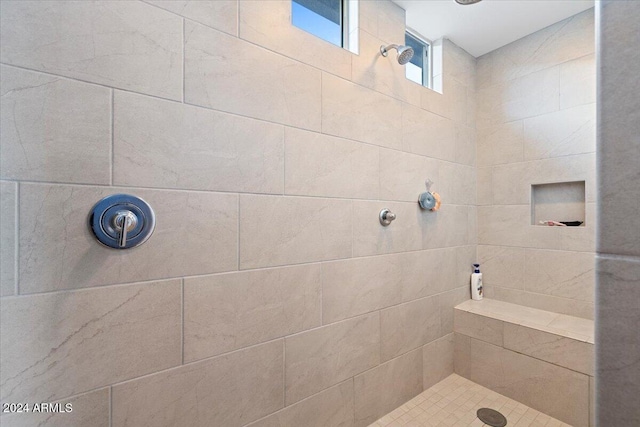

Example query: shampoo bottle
[471,264,483,300]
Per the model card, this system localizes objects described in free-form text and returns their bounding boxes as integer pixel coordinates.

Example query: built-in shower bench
[453,298,594,427]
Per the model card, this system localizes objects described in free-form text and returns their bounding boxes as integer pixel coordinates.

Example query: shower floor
[369,374,571,427]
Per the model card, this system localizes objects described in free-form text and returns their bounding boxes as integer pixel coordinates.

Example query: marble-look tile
[321,254,403,324]
[114,91,284,194]
[246,380,354,427]
[476,9,594,87]
[352,31,412,102]
[284,128,379,199]
[0,280,181,403]
[453,333,471,379]
[476,121,524,167]
[380,296,440,362]
[401,248,457,302]
[0,181,16,296]
[477,205,563,249]
[112,340,284,427]
[18,184,238,293]
[468,206,478,245]
[443,39,476,91]
[146,0,237,36]
[439,287,469,336]
[455,245,477,291]
[560,54,596,110]
[358,0,405,44]
[454,310,503,346]
[352,201,422,257]
[459,298,562,327]
[488,285,594,320]
[185,21,321,131]
[379,148,439,203]
[523,104,596,160]
[476,66,559,128]
[0,388,109,427]
[285,313,380,404]
[548,315,594,340]
[476,167,492,206]
[322,73,402,150]
[0,1,182,100]
[353,348,423,427]
[420,81,453,119]
[421,204,470,250]
[504,323,594,375]
[598,2,640,258]
[0,65,111,184]
[455,124,477,167]
[561,202,596,253]
[491,153,595,206]
[525,249,595,302]
[184,264,322,362]
[239,195,351,269]
[470,339,590,427]
[438,162,476,206]
[477,245,525,290]
[239,0,351,79]
[422,333,454,390]
[401,103,456,161]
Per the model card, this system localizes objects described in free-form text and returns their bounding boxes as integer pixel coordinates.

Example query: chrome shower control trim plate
[89,194,156,249]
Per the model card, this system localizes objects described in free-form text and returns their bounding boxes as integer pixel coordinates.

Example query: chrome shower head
[380,44,414,65]
[455,0,482,4]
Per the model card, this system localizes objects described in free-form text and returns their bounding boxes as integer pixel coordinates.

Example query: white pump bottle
[471,264,483,300]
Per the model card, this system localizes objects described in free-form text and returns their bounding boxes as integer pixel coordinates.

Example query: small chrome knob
[379,208,397,226]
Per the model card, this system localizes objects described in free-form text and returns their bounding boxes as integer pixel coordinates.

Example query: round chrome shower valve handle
[379,208,397,226]
[89,194,155,249]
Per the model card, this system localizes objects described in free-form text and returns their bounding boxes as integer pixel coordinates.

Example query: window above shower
[292,0,359,53]
[405,30,433,89]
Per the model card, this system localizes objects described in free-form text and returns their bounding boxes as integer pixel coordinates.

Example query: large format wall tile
[185,22,321,131]
[358,0,405,45]
[114,91,284,194]
[560,54,596,109]
[469,339,589,427]
[184,264,321,362]
[0,388,109,427]
[0,181,16,296]
[422,333,454,390]
[476,9,594,87]
[477,66,559,128]
[0,66,111,184]
[0,280,181,403]
[19,184,238,293]
[352,201,423,257]
[477,245,525,290]
[246,380,354,427]
[321,255,403,324]
[146,0,237,36]
[477,121,524,167]
[322,73,402,149]
[379,148,439,203]
[238,0,351,79]
[112,340,284,427]
[284,128,379,200]
[353,348,423,427]
[285,313,380,404]
[596,256,640,426]
[504,323,593,375]
[0,1,182,100]
[454,310,503,346]
[239,195,352,269]
[487,285,594,320]
[380,296,440,362]
[523,103,596,160]
[524,249,595,302]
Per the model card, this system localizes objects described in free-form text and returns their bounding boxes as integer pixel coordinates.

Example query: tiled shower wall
[0,1,477,426]
[476,8,596,319]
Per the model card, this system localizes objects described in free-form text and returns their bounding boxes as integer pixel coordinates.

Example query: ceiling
[393,0,594,57]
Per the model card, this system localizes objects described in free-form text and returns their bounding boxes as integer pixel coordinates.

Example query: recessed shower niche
[531,181,586,226]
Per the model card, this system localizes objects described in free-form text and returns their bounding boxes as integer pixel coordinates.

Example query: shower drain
[477,408,508,427]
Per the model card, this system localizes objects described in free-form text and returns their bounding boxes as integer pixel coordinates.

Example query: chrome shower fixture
[455,0,482,4]
[380,44,414,65]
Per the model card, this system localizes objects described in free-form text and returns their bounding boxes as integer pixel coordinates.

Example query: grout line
[237,195,240,271]
[108,386,113,427]
[282,339,286,407]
